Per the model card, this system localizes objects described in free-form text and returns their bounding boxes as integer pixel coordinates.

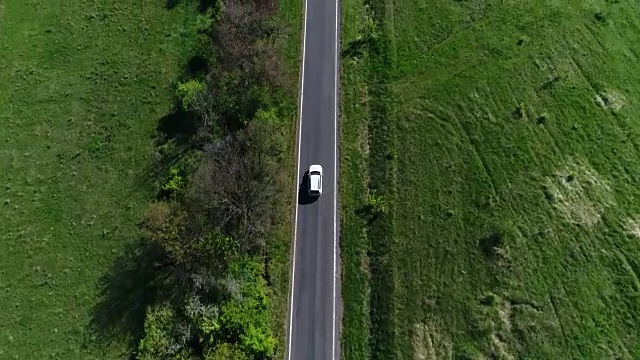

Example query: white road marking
[286,0,308,357]
[332,0,340,358]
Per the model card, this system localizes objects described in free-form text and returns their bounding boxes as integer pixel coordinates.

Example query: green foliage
[196,8,215,33]
[213,70,244,125]
[137,304,193,360]
[252,109,286,161]
[254,107,280,127]
[143,201,240,271]
[194,33,215,60]
[216,258,277,357]
[367,191,387,216]
[162,167,186,194]
[208,0,224,25]
[176,79,207,111]
[144,202,186,250]
[362,7,379,41]
[205,343,248,360]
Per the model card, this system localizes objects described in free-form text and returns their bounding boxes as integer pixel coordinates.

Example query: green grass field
[0,1,199,358]
[0,0,301,358]
[340,1,640,359]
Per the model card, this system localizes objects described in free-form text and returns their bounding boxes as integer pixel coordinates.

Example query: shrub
[536,113,548,125]
[512,103,525,119]
[205,343,248,360]
[479,221,518,260]
[137,304,193,360]
[162,167,185,194]
[216,258,276,358]
[176,79,207,111]
[367,191,388,216]
[362,6,379,41]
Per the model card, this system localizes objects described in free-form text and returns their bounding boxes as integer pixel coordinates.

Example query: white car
[308,165,323,196]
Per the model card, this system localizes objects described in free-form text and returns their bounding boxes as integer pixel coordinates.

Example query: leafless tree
[211,0,285,87]
[188,120,280,253]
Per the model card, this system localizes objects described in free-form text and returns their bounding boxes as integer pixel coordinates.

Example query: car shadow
[298,171,319,205]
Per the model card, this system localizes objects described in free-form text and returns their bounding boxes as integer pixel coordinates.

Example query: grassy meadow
[0,0,302,358]
[340,1,640,359]
[0,1,198,358]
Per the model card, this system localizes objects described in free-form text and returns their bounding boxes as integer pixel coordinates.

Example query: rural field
[0,0,300,359]
[0,1,199,358]
[340,1,640,359]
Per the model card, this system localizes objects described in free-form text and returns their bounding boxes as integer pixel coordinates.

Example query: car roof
[309,172,321,191]
[309,164,323,173]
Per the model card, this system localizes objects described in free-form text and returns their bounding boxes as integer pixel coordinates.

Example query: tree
[205,343,248,360]
[177,79,206,111]
[142,202,239,294]
[137,304,194,360]
[131,0,290,356]
[215,258,276,358]
[176,78,216,129]
[188,119,281,252]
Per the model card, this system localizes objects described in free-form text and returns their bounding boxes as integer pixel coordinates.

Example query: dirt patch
[479,293,545,359]
[359,122,370,163]
[360,250,370,275]
[497,301,512,333]
[490,334,514,360]
[595,90,625,112]
[625,218,640,239]
[412,322,452,360]
[543,159,613,226]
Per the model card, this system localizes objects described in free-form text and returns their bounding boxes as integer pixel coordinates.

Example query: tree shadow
[132,51,215,193]
[187,55,210,78]
[297,171,319,205]
[88,240,175,357]
[341,38,369,60]
[132,94,205,194]
[166,0,216,12]
[355,205,382,225]
[155,103,201,148]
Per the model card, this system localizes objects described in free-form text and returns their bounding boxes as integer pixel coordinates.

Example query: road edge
[333,0,343,358]
[284,0,308,357]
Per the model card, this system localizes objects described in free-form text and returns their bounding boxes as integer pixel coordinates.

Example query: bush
[205,343,248,360]
[367,191,388,216]
[594,11,606,23]
[362,6,379,41]
[177,79,207,111]
[143,202,186,253]
[217,258,276,357]
[479,221,518,261]
[162,167,185,195]
[137,304,193,360]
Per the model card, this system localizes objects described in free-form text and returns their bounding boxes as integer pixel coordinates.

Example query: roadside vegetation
[0,0,300,359]
[340,1,640,359]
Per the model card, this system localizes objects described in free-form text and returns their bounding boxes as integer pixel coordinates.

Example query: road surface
[285,0,340,357]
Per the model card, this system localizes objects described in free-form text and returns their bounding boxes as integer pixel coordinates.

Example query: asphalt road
[285,0,340,357]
